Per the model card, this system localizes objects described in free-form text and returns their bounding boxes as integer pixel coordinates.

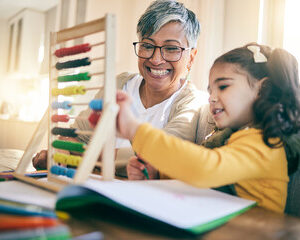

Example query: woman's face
[138,21,197,92]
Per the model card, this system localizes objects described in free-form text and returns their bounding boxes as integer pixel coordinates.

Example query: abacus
[14,14,118,192]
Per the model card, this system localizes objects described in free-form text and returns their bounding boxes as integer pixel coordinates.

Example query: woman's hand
[116,90,140,141]
[127,156,159,180]
[32,136,81,169]
[32,149,48,169]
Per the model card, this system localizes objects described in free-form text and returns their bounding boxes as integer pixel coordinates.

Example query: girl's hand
[127,156,159,180]
[116,90,140,141]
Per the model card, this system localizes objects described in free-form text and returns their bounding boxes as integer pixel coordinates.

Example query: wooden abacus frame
[13,14,118,192]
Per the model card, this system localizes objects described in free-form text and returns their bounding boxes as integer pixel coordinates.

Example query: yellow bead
[76,86,86,95]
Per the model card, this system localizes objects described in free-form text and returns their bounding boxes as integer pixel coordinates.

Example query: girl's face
[208,63,260,130]
[138,21,197,91]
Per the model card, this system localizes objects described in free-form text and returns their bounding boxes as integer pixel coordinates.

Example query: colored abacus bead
[51,101,72,110]
[52,140,85,153]
[76,86,86,95]
[50,165,65,175]
[54,43,91,57]
[66,168,76,178]
[88,111,101,127]
[57,72,91,82]
[51,127,78,138]
[89,99,103,110]
[51,86,87,96]
[51,114,70,123]
[50,165,76,178]
[53,152,68,165]
[55,57,91,70]
[53,152,82,167]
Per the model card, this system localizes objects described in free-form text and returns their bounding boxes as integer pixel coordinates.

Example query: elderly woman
[33,0,213,175]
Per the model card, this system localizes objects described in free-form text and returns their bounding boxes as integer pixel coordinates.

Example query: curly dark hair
[213,42,300,174]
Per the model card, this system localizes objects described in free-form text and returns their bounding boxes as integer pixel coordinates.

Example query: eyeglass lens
[134,43,183,62]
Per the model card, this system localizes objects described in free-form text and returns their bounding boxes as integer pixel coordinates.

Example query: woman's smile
[146,66,171,78]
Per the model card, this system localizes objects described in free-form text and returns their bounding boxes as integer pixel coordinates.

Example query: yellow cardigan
[132,124,289,213]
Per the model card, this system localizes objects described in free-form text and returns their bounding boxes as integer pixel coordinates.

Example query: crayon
[0,214,58,230]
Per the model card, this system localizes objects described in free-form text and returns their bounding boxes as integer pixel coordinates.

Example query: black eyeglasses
[133,42,191,62]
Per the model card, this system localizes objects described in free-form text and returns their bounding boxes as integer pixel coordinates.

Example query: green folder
[56,179,256,235]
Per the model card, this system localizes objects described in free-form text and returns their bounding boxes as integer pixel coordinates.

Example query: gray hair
[137,0,200,48]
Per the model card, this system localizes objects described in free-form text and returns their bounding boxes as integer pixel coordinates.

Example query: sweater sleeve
[163,85,208,142]
[132,123,287,188]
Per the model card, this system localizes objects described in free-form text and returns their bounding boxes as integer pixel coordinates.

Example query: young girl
[116,43,300,213]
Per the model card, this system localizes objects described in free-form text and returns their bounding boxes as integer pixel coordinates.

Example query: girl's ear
[258,77,268,90]
[254,77,268,96]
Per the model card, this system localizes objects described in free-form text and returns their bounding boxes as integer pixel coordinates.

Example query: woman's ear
[188,48,198,69]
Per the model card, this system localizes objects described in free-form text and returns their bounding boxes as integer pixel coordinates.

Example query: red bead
[54,43,91,57]
[88,111,101,127]
[51,114,70,123]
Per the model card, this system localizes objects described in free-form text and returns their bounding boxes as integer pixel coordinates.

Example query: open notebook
[0,177,256,234]
[56,178,256,234]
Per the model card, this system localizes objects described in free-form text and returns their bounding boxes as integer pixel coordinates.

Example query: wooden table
[2,148,299,239]
[63,204,300,240]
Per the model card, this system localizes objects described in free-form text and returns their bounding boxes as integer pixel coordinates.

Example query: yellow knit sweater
[132,124,289,213]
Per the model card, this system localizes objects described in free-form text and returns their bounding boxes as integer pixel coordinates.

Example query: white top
[115,75,187,148]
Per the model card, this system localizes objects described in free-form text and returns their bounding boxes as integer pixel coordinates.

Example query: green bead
[52,140,85,153]
[57,72,91,82]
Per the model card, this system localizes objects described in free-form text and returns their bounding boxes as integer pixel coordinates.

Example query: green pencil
[141,166,149,180]
[137,158,149,179]
[133,150,150,179]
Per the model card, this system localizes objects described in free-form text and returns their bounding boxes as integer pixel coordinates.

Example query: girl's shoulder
[202,127,262,148]
[229,128,262,141]
[227,128,281,148]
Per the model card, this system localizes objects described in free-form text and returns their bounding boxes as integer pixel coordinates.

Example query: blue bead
[62,101,72,110]
[66,168,76,178]
[50,165,59,174]
[89,99,103,110]
[50,165,75,178]
[51,101,72,110]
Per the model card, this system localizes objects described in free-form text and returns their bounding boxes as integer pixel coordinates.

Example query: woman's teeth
[150,68,169,76]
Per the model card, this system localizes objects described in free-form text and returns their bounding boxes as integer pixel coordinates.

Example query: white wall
[0,19,8,81]
[193,0,225,90]
[84,0,219,90]
[83,0,262,91]
[0,18,8,114]
[85,0,152,75]
[223,0,260,52]
[259,0,285,48]
[0,119,47,150]
[40,6,57,74]
[0,19,7,75]
[16,9,45,75]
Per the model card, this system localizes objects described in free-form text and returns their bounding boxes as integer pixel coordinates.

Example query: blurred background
[0,0,299,150]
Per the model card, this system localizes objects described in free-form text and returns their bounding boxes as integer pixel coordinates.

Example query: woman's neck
[140,79,184,109]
